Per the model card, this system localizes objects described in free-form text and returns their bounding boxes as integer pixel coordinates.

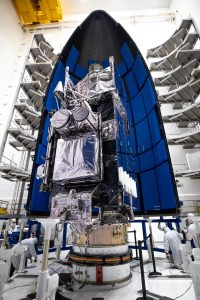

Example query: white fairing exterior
[72,262,131,284]
[71,226,131,285]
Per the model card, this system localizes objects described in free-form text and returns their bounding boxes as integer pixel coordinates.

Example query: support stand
[55,223,63,262]
[148,233,162,277]
[136,240,154,300]
[35,219,60,300]
[133,229,139,260]
[18,218,27,242]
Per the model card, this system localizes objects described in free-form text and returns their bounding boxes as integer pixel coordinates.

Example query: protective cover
[51,191,91,225]
[50,109,70,129]
[76,65,115,98]
[27,10,179,216]
[53,134,101,182]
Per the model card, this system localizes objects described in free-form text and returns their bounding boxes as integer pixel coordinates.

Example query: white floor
[2,251,195,300]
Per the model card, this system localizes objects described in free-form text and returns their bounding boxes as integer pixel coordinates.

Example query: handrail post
[136,240,154,300]
[148,233,162,277]
[133,229,139,260]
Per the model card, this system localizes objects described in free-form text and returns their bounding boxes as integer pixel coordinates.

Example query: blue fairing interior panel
[27,10,179,216]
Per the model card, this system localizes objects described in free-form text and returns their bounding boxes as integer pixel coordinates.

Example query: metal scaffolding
[147,18,200,179]
[0,33,57,216]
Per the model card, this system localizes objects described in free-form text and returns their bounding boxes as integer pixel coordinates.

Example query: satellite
[28,10,179,286]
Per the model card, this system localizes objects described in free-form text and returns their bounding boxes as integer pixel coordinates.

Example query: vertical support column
[18,218,27,242]
[133,229,139,260]
[148,233,162,277]
[62,223,67,250]
[36,219,59,300]
[17,151,31,215]
[142,220,147,249]
[136,240,154,300]
[27,219,32,238]
[35,222,41,253]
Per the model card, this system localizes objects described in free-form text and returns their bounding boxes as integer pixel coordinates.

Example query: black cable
[77,274,87,290]
[45,263,76,296]
[3,264,69,297]
[173,282,193,299]
[48,259,88,292]
[47,262,83,292]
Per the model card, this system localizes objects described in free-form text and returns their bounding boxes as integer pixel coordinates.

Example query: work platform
[148,18,200,184]
[15,103,40,129]
[26,62,53,78]
[8,128,36,151]
[19,82,45,112]
[162,100,200,125]
[31,71,48,91]
[175,167,200,178]
[31,34,57,65]
[20,81,41,97]
[150,35,199,71]
[0,33,57,215]
[167,128,200,148]
[176,49,200,65]
[147,19,192,58]
[25,90,44,111]
[158,78,200,103]
[0,165,31,181]
[153,59,198,86]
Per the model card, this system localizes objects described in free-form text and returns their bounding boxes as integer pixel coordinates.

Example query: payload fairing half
[27,10,179,286]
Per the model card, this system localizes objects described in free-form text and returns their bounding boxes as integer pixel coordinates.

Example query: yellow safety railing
[0,200,9,215]
[0,207,8,214]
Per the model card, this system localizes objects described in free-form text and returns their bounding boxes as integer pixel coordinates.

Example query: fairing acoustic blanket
[27,10,179,216]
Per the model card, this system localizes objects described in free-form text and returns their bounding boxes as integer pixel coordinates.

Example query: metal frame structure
[147,18,200,182]
[0,217,179,254]
[128,217,180,252]
[0,34,57,217]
